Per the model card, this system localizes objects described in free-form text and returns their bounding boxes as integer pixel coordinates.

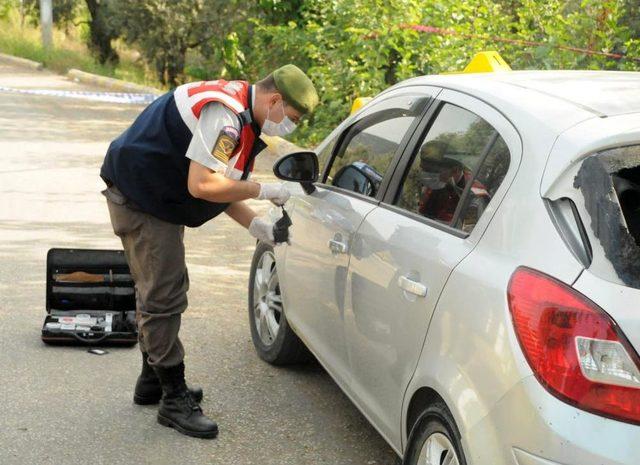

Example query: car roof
[403,70,640,116]
[398,70,640,135]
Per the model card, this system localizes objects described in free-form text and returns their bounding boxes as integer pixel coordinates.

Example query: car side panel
[344,206,473,448]
[402,140,585,462]
[279,186,377,386]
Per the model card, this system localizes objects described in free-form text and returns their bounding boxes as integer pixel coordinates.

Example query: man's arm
[184,102,290,205]
[226,200,278,246]
[187,161,261,203]
[224,201,258,228]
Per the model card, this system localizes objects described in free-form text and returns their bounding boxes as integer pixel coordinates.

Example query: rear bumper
[465,376,640,465]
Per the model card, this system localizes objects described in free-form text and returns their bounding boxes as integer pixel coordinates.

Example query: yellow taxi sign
[463,51,511,74]
[350,97,372,115]
[349,52,510,115]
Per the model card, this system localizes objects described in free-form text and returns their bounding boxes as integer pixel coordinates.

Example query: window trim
[317,183,381,206]
[451,131,499,230]
[379,201,470,238]
[381,89,522,241]
[318,87,440,201]
[382,101,445,204]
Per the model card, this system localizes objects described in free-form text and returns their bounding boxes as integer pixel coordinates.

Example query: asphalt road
[0,61,399,465]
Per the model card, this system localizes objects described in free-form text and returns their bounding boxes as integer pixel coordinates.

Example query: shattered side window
[574,145,640,288]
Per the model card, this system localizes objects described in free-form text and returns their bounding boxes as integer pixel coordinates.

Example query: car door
[343,92,518,447]
[280,89,436,386]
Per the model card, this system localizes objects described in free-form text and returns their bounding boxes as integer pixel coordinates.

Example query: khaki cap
[273,64,319,114]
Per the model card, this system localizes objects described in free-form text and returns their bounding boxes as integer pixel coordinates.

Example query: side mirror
[333,165,376,197]
[273,151,319,194]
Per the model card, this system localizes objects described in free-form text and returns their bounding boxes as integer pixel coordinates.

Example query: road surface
[0,60,399,465]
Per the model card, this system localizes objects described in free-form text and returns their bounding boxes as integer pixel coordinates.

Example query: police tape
[0,86,158,104]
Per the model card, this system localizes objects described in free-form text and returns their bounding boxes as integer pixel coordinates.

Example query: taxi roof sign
[463,51,511,73]
[350,52,510,115]
[350,97,372,115]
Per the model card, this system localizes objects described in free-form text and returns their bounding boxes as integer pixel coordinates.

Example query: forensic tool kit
[41,248,137,346]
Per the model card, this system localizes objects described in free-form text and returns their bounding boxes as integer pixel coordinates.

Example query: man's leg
[124,214,187,368]
[104,195,216,438]
[105,196,186,366]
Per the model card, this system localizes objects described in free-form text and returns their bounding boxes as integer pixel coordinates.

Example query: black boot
[155,362,218,439]
[134,352,203,405]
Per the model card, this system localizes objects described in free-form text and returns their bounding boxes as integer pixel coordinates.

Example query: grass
[0,11,162,89]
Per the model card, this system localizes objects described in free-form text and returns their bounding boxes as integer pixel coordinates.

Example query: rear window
[574,144,640,288]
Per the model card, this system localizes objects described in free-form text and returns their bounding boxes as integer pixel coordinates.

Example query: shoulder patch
[221,125,240,141]
[212,126,239,164]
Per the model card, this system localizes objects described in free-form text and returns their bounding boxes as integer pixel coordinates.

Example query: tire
[248,241,310,365]
[403,401,467,465]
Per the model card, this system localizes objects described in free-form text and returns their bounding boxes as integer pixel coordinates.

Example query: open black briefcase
[42,248,138,346]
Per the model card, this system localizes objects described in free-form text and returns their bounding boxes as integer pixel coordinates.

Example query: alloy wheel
[417,432,460,465]
[253,250,282,346]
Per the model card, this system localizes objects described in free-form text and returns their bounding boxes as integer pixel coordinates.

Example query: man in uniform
[100,64,319,439]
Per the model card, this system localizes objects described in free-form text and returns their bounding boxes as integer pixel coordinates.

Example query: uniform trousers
[103,186,188,368]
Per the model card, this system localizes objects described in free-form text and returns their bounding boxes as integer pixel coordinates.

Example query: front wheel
[248,241,310,365]
[403,401,467,465]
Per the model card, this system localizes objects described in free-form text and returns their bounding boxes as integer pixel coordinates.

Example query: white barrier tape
[0,86,157,105]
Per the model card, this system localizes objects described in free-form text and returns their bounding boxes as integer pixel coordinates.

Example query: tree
[21,0,80,30]
[110,0,235,87]
[238,0,640,145]
[18,0,119,64]
[85,0,118,65]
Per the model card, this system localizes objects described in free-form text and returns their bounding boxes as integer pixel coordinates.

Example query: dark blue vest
[100,91,263,227]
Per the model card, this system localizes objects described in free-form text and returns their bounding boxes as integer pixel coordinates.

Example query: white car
[248,70,640,465]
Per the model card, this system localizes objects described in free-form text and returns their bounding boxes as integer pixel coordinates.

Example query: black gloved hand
[272,208,292,244]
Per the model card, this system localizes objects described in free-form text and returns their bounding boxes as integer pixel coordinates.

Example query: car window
[455,135,510,232]
[325,94,429,198]
[395,103,511,233]
[316,133,339,178]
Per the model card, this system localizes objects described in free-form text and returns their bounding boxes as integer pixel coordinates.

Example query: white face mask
[262,100,297,137]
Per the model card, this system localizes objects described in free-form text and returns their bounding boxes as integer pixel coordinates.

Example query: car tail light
[507,267,640,425]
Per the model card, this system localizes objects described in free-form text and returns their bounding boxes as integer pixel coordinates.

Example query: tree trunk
[384,48,400,85]
[166,46,187,88]
[155,52,167,86]
[85,0,119,65]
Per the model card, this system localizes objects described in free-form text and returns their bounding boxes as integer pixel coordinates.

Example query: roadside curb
[67,68,161,95]
[0,53,43,70]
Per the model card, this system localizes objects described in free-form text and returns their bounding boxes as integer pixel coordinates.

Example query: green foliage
[256,0,304,23]
[0,0,19,20]
[19,0,82,29]
[1,0,639,146]
[221,32,245,78]
[236,0,640,146]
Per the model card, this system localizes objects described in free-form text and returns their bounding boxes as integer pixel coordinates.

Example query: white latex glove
[248,217,275,246]
[257,182,291,206]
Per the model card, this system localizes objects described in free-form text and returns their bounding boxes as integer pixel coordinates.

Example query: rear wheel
[248,241,310,365]
[403,401,466,465]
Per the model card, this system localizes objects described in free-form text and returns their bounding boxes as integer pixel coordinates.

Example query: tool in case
[42,248,138,346]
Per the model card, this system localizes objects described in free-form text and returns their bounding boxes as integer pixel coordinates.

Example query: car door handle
[328,239,348,254]
[398,275,427,297]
